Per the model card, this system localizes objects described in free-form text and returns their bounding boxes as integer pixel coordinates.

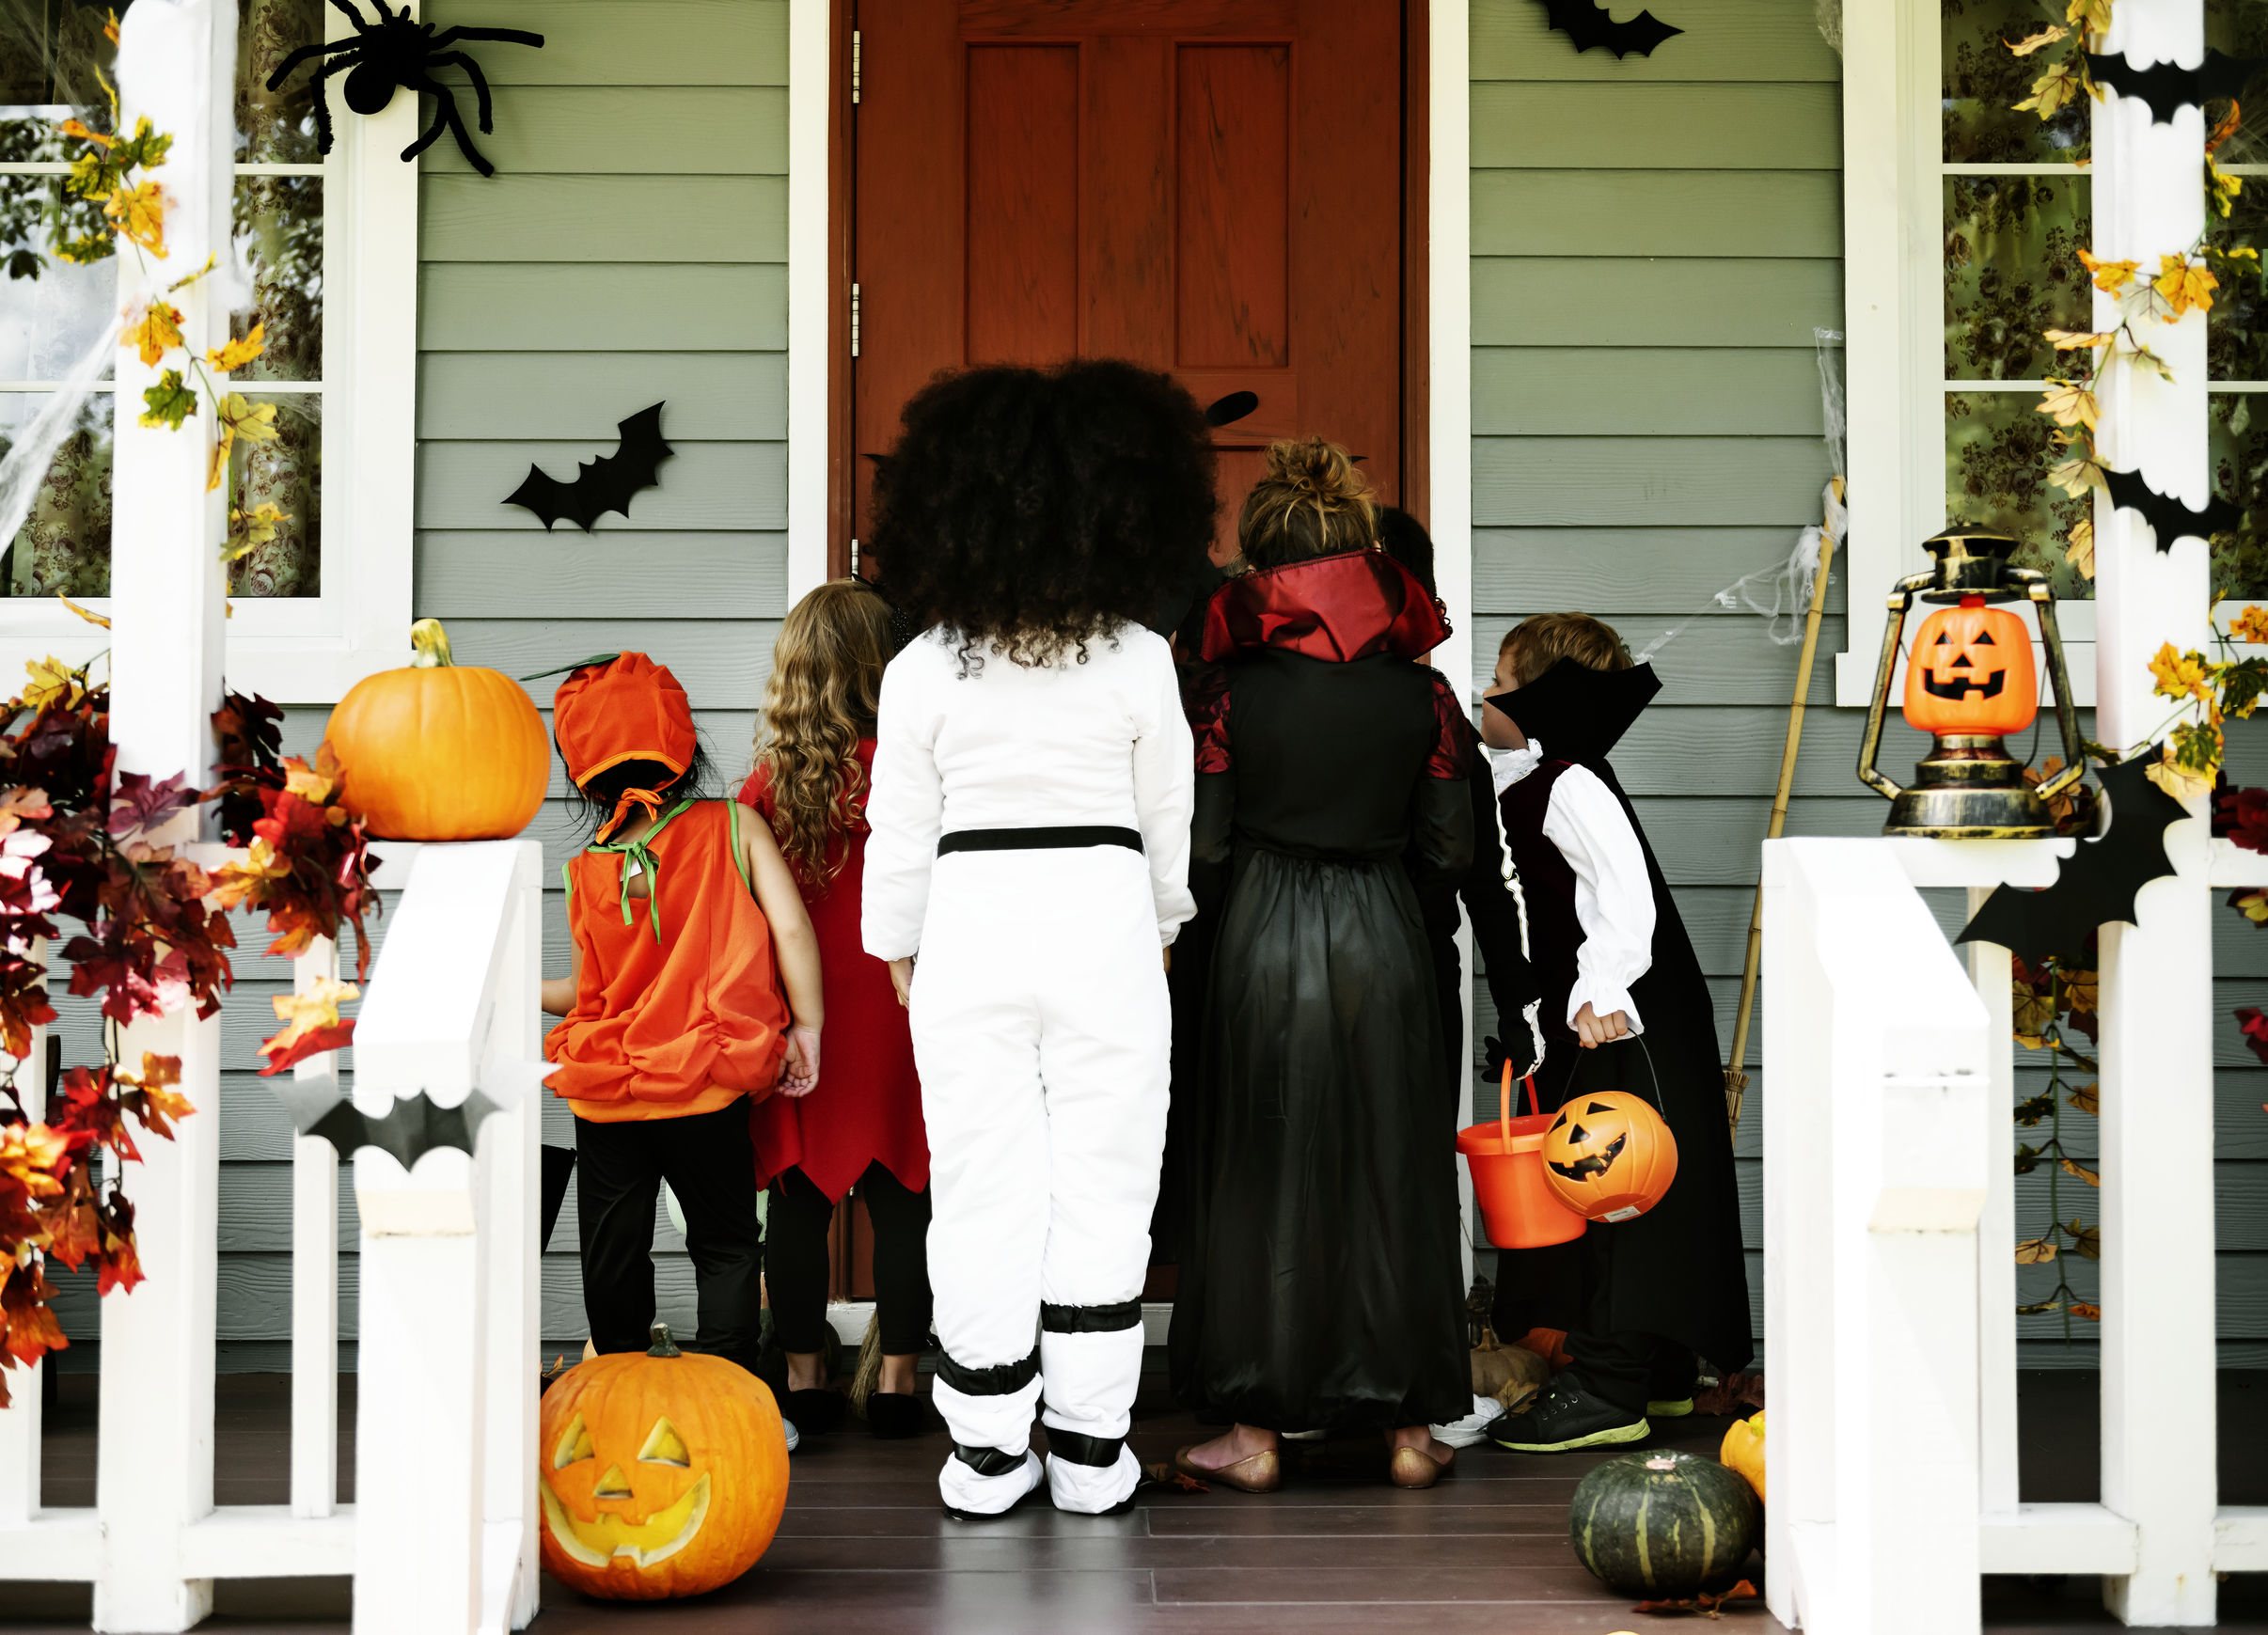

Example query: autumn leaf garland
[0,662,382,1405]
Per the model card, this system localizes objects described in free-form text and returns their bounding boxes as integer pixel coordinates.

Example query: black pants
[1563,1330,1697,1418]
[575,1102,764,1375]
[766,1161,934,1357]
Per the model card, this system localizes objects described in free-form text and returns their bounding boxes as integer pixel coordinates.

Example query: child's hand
[1573,1002,1630,1049]
[889,958,914,1008]
[780,1024,821,1097]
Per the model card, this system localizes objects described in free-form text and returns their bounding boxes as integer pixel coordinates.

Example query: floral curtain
[0,0,323,599]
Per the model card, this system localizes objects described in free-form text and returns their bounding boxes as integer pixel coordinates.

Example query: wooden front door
[842,0,1416,572]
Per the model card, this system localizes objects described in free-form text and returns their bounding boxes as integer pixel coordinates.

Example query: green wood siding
[1465,0,2263,1362]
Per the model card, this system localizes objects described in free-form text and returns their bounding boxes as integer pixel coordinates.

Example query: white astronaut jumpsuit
[863,623,1194,1517]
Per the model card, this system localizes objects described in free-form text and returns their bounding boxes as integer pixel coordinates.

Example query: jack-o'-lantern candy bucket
[539,1324,789,1600]
[1539,1088,1678,1223]
[1457,1063,1589,1248]
[1857,529,2085,837]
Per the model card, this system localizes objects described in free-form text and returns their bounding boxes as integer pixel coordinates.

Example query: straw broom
[1723,477,1844,1138]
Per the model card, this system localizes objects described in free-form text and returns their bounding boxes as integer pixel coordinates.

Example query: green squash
[1568,1448,1760,1597]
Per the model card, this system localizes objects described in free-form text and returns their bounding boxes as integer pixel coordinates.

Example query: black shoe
[865,1391,930,1438]
[1488,1378,1649,1454]
[784,1388,845,1435]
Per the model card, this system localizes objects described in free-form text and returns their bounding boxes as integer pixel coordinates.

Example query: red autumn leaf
[2239,1007,2268,1067]
[106,769,197,839]
[2217,782,2268,852]
[256,1019,353,1077]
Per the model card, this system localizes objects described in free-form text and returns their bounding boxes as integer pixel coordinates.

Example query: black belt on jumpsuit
[937,825,1143,856]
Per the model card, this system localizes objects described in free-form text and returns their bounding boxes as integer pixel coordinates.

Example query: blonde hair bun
[1260,435,1370,507]
[1237,436,1376,568]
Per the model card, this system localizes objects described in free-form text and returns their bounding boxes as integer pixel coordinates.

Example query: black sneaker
[784,1388,846,1435]
[1487,1378,1649,1454]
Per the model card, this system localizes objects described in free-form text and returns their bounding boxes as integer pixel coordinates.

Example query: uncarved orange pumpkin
[538,1325,790,1600]
[324,619,547,841]
[1902,596,2038,738]
[1539,1089,1678,1223]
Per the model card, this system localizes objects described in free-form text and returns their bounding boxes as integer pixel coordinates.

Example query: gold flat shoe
[1173,1442,1282,1494]
[1389,1444,1454,1489]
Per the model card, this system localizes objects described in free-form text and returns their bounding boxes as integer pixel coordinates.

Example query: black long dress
[1486,660,1754,1376]
[1167,548,1475,1433]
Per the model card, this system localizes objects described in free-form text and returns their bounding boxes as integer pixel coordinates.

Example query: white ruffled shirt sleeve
[1539,762,1655,1033]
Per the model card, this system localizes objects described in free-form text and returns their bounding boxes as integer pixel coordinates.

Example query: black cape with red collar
[1485,660,1754,1376]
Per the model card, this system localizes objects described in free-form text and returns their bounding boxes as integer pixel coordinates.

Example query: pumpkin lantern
[537,1324,790,1600]
[324,619,549,841]
[1538,1090,1677,1223]
[1859,529,2085,837]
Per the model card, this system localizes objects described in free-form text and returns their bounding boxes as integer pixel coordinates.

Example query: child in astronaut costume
[858,359,1213,1518]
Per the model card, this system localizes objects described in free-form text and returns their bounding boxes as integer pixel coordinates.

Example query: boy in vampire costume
[1477,614,1751,1452]
[860,360,1215,1518]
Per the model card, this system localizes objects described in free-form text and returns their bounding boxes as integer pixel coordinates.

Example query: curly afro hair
[869,359,1218,668]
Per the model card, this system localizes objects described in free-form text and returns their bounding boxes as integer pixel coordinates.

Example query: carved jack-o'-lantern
[1539,1090,1678,1223]
[1902,595,2038,738]
[538,1324,789,1600]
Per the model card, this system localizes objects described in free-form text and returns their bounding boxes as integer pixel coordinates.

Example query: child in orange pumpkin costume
[541,652,825,1381]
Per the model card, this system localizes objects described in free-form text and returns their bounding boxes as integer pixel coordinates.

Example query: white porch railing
[0,839,546,1635]
[1764,832,2268,1634]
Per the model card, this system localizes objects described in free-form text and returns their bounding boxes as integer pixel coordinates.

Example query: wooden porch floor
[6,1370,2267,1633]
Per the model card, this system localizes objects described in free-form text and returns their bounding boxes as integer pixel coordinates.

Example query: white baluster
[0,961,48,1531]
[290,938,340,1519]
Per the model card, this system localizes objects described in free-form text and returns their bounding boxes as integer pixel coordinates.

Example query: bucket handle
[1497,1061,1543,1143]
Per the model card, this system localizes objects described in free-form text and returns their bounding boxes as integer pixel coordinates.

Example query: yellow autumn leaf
[2146,747,2215,803]
[2065,0,2111,34]
[2061,966,2098,1014]
[2068,1080,2101,1114]
[56,594,108,629]
[2066,513,2096,578]
[2015,1236,2059,1265]
[2038,379,2100,430]
[2058,1156,2101,1187]
[2154,254,2218,320]
[2006,22,2068,53]
[2045,328,2114,350]
[2233,605,2268,645]
[102,180,165,254]
[20,656,81,714]
[210,835,291,910]
[206,428,231,494]
[260,977,359,1064]
[2078,247,2140,293]
[2049,451,2104,496]
[224,501,289,563]
[55,118,111,148]
[123,300,183,367]
[219,393,278,443]
[2149,641,2213,701]
[206,321,263,374]
[2015,59,2086,118]
[279,754,337,805]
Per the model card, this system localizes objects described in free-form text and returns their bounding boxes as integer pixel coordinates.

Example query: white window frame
[1836,0,2267,707]
[0,0,416,703]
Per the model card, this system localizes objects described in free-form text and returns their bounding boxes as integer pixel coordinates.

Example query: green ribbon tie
[589,798,695,942]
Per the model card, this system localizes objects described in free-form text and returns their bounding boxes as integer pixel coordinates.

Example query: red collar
[1200,549,1451,664]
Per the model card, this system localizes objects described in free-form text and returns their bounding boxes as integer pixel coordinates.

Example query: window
[0,0,413,702]
[1836,0,2268,703]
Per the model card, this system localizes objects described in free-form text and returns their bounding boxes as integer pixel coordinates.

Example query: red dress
[738,739,929,1201]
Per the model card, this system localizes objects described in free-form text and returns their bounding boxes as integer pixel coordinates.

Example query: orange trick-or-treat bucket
[1457,1062,1589,1250]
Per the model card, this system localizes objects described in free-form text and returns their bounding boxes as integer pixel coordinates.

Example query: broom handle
[1725,480,1842,1138]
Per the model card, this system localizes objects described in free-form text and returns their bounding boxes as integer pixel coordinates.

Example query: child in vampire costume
[860,360,1216,1518]
[1167,441,1474,1494]
[1476,615,1752,1452]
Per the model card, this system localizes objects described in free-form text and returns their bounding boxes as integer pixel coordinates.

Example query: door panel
[851,0,1406,559]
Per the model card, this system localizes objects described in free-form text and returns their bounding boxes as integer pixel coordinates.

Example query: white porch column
[95,0,235,1627]
[2090,0,2218,1621]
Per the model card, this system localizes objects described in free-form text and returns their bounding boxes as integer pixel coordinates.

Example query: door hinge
[850,537,861,576]
[851,30,861,103]
[850,282,861,358]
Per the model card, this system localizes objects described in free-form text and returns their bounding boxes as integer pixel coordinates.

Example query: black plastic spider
[263,0,543,180]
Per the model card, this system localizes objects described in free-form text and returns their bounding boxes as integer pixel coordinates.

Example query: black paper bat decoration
[2102,466,2244,551]
[1956,756,2187,965]
[269,1075,506,1170]
[2085,50,2263,122]
[504,402,673,531]
[1534,0,1681,58]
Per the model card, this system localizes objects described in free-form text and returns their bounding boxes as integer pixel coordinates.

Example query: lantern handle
[1858,571,1932,802]
[2015,571,2087,802]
